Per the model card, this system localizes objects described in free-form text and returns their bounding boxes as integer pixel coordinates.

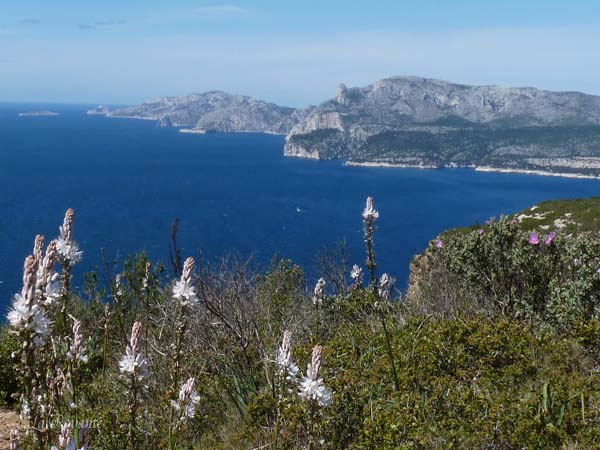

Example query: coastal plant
[119,321,150,450]
[7,252,52,448]
[362,196,400,392]
[5,205,600,449]
[411,216,600,329]
[298,345,332,450]
[166,256,199,450]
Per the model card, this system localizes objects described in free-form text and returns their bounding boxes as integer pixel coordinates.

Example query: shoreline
[345,161,600,180]
[345,161,439,169]
[475,166,600,180]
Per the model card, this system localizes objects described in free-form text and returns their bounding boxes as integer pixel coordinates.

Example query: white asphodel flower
[43,272,61,305]
[171,377,201,420]
[362,196,379,221]
[7,295,51,343]
[55,238,83,264]
[277,330,299,381]
[119,346,150,380]
[299,376,333,407]
[350,264,363,284]
[312,278,326,305]
[119,321,150,381]
[172,279,198,306]
[56,209,83,264]
[172,257,198,306]
[378,273,395,302]
[298,345,332,407]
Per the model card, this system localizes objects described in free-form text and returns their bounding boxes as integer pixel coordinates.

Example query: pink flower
[544,232,556,246]
[529,233,540,246]
[477,229,484,235]
[435,239,443,249]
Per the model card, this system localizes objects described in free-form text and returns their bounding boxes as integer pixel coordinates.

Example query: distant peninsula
[95,76,600,178]
[18,110,60,117]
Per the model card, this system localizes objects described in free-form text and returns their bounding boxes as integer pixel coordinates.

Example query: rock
[158,115,173,127]
[86,105,109,115]
[108,91,306,134]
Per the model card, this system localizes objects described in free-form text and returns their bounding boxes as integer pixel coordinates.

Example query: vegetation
[3,198,600,449]
[349,125,600,171]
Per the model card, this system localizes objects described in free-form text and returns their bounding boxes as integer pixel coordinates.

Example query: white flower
[118,347,150,380]
[362,196,379,221]
[115,274,124,297]
[51,421,88,450]
[43,272,61,306]
[312,278,326,305]
[298,345,332,407]
[173,257,198,306]
[172,279,198,306]
[7,295,51,343]
[119,321,150,380]
[350,264,363,284]
[299,376,333,407]
[19,399,30,421]
[55,238,82,264]
[378,273,395,302]
[277,330,299,381]
[9,429,19,450]
[171,377,200,420]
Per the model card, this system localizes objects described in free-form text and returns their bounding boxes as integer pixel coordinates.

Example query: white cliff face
[283,140,320,159]
[288,110,345,135]
[283,76,600,173]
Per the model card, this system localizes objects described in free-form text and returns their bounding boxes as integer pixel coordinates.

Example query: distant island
[92,76,600,178]
[18,110,60,117]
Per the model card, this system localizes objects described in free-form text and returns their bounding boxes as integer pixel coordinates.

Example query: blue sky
[1,0,599,105]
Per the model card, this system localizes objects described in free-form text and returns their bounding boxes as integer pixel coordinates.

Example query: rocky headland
[100,76,600,177]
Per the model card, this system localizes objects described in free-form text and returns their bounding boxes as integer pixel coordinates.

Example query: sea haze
[1,103,599,312]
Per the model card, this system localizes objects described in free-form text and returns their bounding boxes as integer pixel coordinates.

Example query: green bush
[0,324,20,406]
[412,217,600,329]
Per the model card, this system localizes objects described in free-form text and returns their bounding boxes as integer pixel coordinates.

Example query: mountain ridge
[89,76,600,176]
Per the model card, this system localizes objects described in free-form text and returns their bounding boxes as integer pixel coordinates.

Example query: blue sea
[1,103,600,313]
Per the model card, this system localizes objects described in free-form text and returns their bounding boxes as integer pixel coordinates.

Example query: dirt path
[0,409,21,450]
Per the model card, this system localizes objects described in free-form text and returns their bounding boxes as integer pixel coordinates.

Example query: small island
[18,110,60,117]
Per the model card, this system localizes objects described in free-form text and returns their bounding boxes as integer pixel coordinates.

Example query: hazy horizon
[2,0,600,106]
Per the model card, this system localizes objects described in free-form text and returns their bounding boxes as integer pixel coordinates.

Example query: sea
[1,103,599,313]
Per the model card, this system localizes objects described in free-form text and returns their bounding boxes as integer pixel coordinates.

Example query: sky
[1,0,600,106]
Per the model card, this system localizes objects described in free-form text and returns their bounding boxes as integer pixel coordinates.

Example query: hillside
[284,77,600,176]
[442,196,600,237]
[100,91,304,134]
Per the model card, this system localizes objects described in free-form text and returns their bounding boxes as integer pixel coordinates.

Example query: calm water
[1,103,600,312]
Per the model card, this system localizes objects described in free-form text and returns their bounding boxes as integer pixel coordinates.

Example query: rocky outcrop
[283,76,600,174]
[86,105,109,115]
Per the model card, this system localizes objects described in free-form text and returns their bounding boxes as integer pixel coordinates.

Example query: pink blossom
[529,233,540,245]
[544,232,556,246]
[435,239,443,249]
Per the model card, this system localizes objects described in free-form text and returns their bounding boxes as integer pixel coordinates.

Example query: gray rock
[109,91,305,134]
[86,105,110,115]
